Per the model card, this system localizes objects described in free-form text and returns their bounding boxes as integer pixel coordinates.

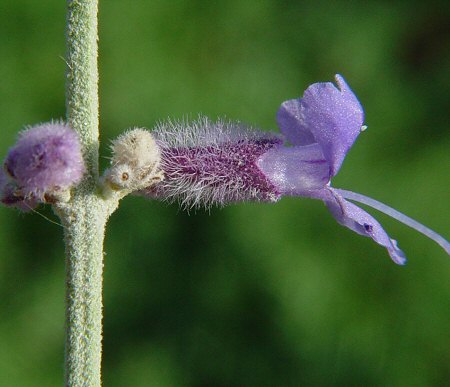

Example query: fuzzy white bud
[111,128,160,170]
[103,128,164,195]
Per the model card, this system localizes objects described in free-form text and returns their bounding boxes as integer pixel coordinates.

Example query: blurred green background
[1,1,449,386]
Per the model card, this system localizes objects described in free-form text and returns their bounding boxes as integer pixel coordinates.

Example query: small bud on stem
[102,128,163,196]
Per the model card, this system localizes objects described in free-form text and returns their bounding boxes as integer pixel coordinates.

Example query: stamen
[335,188,450,255]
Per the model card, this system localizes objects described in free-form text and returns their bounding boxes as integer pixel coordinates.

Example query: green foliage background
[0,1,449,386]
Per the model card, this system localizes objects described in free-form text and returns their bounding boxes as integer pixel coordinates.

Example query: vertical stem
[62,198,107,387]
[66,0,99,182]
[64,1,104,386]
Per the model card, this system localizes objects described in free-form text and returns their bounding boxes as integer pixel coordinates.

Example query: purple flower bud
[3,122,85,200]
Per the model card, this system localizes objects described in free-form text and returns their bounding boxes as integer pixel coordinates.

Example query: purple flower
[3,122,85,202]
[139,75,449,264]
[257,74,449,264]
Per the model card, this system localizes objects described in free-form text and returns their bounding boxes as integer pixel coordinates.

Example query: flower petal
[276,99,316,146]
[257,143,330,194]
[326,189,406,264]
[277,75,364,176]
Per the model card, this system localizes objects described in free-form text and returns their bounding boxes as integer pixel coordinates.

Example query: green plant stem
[66,0,99,182]
[60,196,108,387]
[62,1,106,386]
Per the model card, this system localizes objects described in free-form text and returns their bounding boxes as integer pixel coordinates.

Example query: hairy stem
[66,0,99,182]
[62,1,105,386]
[60,197,107,387]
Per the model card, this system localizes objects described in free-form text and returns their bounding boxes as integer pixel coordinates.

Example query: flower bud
[103,128,163,193]
[3,122,85,201]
